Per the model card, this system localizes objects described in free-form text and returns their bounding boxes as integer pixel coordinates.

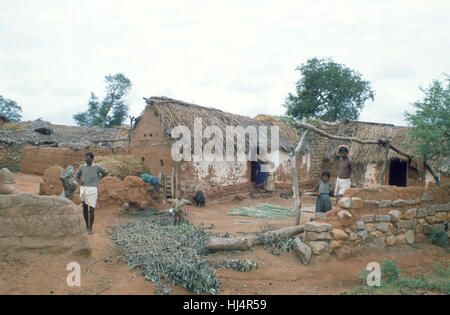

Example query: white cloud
[0,0,449,126]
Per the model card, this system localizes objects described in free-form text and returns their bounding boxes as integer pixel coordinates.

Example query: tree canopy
[405,75,450,163]
[284,57,375,122]
[0,95,22,122]
[73,73,132,128]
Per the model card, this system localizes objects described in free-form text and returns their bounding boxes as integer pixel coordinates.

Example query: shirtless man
[335,145,360,204]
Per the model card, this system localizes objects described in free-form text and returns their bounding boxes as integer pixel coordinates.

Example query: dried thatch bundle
[94,155,148,179]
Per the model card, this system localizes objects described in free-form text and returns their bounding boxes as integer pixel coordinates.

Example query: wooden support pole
[292,118,308,226]
[380,139,390,185]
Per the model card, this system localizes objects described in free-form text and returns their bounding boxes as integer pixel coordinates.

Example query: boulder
[388,210,402,223]
[39,166,64,196]
[349,232,358,241]
[309,241,329,255]
[375,222,393,233]
[331,228,348,240]
[404,219,417,230]
[315,212,327,220]
[338,197,352,209]
[0,193,90,253]
[364,200,379,207]
[373,237,386,248]
[361,214,375,223]
[351,197,363,209]
[405,230,415,244]
[421,192,434,202]
[357,229,369,241]
[395,234,407,245]
[392,199,407,207]
[375,214,391,222]
[356,220,366,230]
[304,221,332,233]
[434,212,448,223]
[337,210,353,226]
[330,240,343,249]
[292,237,311,265]
[386,235,396,246]
[418,207,436,218]
[306,231,331,241]
[404,208,417,219]
[379,200,393,208]
[0,168,16,195]
[366,223,375,232]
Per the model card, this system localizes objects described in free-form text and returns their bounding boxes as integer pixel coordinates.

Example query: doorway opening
[389,158,407,187]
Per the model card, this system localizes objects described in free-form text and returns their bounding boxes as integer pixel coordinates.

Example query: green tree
[74,73,132,128]
[404,75,450,163]
[284,57,375,121]
[0,95,22,122]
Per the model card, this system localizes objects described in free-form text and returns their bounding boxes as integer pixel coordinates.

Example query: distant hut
[129,97,308,198]
[308,120,444,187]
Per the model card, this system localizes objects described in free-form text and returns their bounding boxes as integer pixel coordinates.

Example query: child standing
[170,190,192,225]
[307,171,334,213]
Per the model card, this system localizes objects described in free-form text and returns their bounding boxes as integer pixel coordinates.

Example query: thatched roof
[322,120,415,164]
[140,97,302,153]
[0,119,129,149]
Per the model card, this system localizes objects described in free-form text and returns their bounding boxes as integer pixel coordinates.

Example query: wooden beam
[380,139,390,185]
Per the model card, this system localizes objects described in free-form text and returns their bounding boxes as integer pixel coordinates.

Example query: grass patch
[228,203,295,220]
[353,259,450,295]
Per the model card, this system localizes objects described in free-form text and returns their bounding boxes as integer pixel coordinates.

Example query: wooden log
[424,159,442,186]
[206,224,305,251]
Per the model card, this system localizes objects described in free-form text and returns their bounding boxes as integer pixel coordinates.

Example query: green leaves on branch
[284,57,375,122]
[404,75,450,163]
[0,95,22,122]
[73,73,132,128]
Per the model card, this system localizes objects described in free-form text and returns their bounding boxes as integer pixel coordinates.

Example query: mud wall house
[0,119,129,174]
[129,97,308,198]
[306,119,447,187]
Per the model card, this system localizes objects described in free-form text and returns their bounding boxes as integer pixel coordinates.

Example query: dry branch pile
[112,215,220,295]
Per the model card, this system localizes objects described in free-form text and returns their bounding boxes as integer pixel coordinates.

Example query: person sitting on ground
[75,152,107,234]
[335,145,360,204]
[168,190,192,225]
[305,171,334,213]
[140,173,159,192]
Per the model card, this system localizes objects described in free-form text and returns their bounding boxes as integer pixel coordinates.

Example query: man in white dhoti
[76,152,107,234]
[335,145,360,204]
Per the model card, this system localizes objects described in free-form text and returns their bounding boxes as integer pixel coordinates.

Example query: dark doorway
[389,158,407,187]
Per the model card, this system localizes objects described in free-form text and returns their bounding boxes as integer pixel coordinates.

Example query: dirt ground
[1,173,449,295]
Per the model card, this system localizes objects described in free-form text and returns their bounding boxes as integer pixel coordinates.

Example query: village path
[1,174,448,295]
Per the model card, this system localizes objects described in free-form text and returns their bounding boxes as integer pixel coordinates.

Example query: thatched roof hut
[322,120,415,165]
[140,97,302,154]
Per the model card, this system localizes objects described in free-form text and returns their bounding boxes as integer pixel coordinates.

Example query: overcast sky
[1,0,449,127]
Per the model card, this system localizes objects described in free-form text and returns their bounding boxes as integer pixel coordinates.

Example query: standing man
[335,145,359,204]
[76,152,107,234]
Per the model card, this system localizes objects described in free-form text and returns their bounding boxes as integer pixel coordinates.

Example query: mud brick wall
[0,144,23,172]
[309,122,338,179]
